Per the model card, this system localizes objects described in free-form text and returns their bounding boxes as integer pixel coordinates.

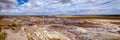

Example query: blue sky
[0,0,120,15]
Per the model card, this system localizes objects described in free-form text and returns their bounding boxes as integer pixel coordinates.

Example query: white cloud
[0,0,120,15]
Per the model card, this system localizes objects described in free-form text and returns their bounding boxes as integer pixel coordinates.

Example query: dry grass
[0,20,21,32]
[57,16,120,20]
[0,32,7,40]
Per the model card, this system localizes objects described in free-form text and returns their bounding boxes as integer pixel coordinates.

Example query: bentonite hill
[0,16,120,40]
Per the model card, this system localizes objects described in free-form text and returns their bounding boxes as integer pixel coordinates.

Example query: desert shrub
[0,21,21,31]
[0,17,4,20]
[0,24,4,26]
[0,32,7,40]
[0,27,1,32]
[0,24,4,27]
[7,22,21,27]
[8,22,21,30]
[0,24,4,32]
[11,22,19,27]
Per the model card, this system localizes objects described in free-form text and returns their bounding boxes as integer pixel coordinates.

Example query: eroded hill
[0,16,120,40]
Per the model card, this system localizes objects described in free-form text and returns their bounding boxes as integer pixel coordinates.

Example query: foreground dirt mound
[0,16,120,40]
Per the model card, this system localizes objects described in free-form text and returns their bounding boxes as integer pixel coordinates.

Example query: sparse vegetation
[8,22,21,30]
[11,22,20,27]
[0,20,21,31]
[57,16,120,20]
[0,23,4,32]
[0,32,7,40]
[0,17,4,20]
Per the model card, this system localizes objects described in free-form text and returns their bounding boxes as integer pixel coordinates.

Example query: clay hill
[0,16,120,40]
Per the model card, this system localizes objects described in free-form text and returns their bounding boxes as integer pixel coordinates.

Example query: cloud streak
[0,0,120,15]
[0,0,16,9]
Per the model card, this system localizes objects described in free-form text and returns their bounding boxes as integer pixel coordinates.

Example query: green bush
[0,32,7,40]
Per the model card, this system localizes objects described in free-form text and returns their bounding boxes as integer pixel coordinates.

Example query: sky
[0,0,120,15]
